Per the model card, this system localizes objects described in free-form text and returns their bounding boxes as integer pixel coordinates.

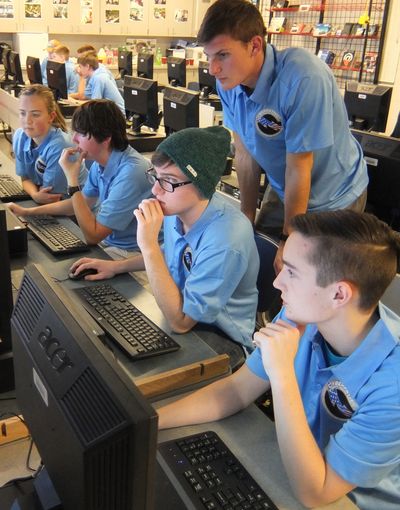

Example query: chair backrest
[254,231,281,315]
[381,273,400,315]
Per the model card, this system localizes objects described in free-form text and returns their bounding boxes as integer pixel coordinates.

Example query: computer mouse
[68,267,98,280]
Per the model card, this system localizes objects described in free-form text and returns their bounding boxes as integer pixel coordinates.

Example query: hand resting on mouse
[68,257,118,281]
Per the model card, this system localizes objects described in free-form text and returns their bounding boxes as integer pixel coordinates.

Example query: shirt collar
[97,148,123,179]
[172,193,224,244]
[250,44,276,104]
[312,302,399,395]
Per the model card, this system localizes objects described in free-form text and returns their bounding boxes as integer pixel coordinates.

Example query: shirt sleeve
[90,75,104,100]
[325,374,400,487]
[13,129,28,178]
[95,159,150,231]
[283,73,334,153]
[182,245,250,322]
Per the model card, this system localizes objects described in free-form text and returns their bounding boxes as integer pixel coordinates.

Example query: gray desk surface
[3,196,358,509]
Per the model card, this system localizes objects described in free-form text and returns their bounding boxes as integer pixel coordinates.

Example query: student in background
[40,39,61,85]
[8,100,152,253]
[74,51,125,116]
[158,209,400,510]
[71,44,97,101]
[69,126,259,351]
[52,45,79,95]
[12,84,87,203]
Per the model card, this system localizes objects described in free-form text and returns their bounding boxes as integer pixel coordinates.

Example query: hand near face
[58,147,86,185]
[133,198,164,252]
[253,319,305,381]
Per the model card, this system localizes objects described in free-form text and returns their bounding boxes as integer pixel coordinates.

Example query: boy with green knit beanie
[70,126,259,351]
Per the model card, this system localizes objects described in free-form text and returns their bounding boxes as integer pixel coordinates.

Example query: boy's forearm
[142,244,195,333]
[270,370,354,506]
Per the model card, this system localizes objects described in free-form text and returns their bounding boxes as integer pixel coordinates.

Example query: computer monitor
[163,86,199,135]
[0,208,14,392]
[351,128,400,231]
[9,50,24,86]
[198,60,217,99]
[11,263,158,510]
[124,75,161,135]
[26,55,43,84]
[47,60,68,100]
[137,52,153,80]
[344,81,392,133]
[167,57,186,87]
[118,50,133,79]
[1,47,11,82]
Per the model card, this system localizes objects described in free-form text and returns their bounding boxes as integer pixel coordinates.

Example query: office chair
[381,274,400,315]
[254,231,282,329]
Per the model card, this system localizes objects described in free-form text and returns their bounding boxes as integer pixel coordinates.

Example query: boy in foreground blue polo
[70,126,259,351]
[158,210,400,510]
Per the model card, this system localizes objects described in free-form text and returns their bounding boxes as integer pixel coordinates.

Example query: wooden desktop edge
[135,353,230,399]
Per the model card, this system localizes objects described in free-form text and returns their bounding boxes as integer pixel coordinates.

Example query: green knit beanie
[156,126,231,199]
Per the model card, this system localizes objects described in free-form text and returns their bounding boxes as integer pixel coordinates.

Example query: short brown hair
[291,210,400,311]
[198,0,267,45]
[77,44,96,54]
[53,45,70,60]
[77,51,99,70]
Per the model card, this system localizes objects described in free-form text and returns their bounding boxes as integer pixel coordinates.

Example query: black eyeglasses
[145,168,192,193]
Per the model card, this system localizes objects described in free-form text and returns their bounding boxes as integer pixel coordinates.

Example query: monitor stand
[127,128,166,153]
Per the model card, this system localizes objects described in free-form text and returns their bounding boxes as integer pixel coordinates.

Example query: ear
[101,136,112,147]
[249,35,264,57]
[49,110,57,123]
[331,281,354,308]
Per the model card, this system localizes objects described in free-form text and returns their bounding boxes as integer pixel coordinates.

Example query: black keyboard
[0,175,30,202]
[74,284,180,359]
[158,430,278,510]
[22,215,90,255]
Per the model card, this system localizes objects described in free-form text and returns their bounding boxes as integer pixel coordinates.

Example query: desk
[0,403,358,510]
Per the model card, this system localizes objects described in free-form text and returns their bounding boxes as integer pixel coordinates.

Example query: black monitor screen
[167,57,186,88]
[118,50,132,79]
[163,86,199,135]
[137,52,153,80]
[0,208,13,353]
[198,60,217,97]
[26,56,43,84]
[351,128,400,231]
[124,75,160,133]
[11,263,158,510]
[9,51,24,85]
[344,81,392,133]
[1,48,11,78]
[47,60,68,100]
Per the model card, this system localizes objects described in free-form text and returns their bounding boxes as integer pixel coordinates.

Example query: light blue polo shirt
[82,146,152,249]
[247,304,400,510]
[218,44,368,211]
[65,60,79,94]
[84,64,113,98]
[162,193,259,348]
[86,67,125,116]
[13,126,87,196]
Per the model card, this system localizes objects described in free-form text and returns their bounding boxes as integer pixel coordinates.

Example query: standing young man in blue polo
[198,0,368,272]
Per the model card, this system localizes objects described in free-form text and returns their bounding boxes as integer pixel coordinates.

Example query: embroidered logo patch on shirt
[255,109,283,137]
[322,379,358,420]
[182,244,193,271]
[35,157,47,175]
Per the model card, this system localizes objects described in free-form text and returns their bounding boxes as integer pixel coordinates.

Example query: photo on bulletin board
[106,0,119,4]
[0,0,15,18]
[105,9,119,23]
[155,0,166,4]
[25,2,41,18]
[175,9,188,22]
[53,0,68,19]
[153,7,165,19]
[81,0,93,24]
[130,0,143,20]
